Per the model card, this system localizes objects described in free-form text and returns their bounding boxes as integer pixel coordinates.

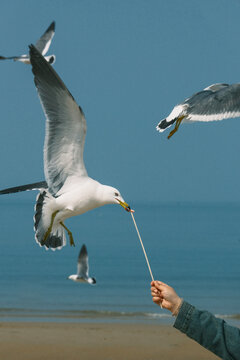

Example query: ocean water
[0,195,240,325]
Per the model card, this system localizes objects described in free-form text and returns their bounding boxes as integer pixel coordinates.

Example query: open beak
[116,199,134,213]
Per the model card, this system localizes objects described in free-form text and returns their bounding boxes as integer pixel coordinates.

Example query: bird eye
[115,192,119,197]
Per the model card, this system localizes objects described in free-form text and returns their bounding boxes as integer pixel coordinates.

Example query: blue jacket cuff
[173,300,195,333]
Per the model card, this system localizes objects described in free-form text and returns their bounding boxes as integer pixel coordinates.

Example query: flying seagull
[0,21,56,65]
[156,83,240,139]
[0,44,132,251]
[68,244,96,284]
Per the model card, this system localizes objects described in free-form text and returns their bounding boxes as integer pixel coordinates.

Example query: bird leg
[43,210,59,244]
[60,222,75,247]
[167,115,185,139]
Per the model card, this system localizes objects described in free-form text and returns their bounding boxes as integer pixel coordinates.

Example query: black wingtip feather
[46,21,55,33]
[29,44,76,101]
[79,244,88,258]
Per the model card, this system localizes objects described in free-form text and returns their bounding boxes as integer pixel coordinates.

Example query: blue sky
[1,0,240,204]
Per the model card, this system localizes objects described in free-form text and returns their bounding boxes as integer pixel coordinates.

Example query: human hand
[151,280,182,316]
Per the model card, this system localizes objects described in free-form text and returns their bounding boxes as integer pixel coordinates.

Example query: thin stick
[130,212,154,282]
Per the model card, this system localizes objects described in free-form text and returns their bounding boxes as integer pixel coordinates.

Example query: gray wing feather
[0,181,47,195]
[77,245,89,277]
[185,84,240,117]
[29,45,87,195]
[203,83,229,92]
[35,22,55,56]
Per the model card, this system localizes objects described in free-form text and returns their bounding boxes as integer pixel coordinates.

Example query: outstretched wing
[0,181,47,195]
[35,21,55,56]
[0,56,17,60]
[77,245,89,277]
[185,84,240,122]
[29,45,87,195]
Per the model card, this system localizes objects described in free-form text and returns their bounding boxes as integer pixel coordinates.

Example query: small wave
[0,308,238,322]
[144,312,171,319]
[215,314,240,320]
[0,308,171,321]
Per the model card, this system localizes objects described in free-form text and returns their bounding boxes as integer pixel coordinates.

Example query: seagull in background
[0,45,132,251]
[68,244,96,285]
[0,21,56,64]
[156,83,240,139]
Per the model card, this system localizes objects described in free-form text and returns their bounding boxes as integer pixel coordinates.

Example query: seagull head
[101,185,133,212]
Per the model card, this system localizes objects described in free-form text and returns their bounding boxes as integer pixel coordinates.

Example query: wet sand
[0,322,219,360]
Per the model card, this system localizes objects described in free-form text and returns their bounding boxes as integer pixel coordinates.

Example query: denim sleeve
[173,301,240,360]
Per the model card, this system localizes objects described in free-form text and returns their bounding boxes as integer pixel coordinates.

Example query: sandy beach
[0,322,219,360]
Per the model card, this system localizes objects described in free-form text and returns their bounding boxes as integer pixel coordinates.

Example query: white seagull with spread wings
[157,83,240,139]
[0,21,56,64]
[68,244,96,284]
[0,45,132,250]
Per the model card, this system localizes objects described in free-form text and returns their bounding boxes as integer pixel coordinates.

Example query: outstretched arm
[151,280,240,360]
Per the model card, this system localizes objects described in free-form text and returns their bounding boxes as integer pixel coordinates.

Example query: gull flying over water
[0,21,56,65]
[156,83,240,139]
[68,244,96,284]
[0,45,132,250]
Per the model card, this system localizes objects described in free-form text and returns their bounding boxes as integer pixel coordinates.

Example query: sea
[0,195,240,326]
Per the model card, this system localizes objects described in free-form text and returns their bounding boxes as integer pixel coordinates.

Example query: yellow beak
[116,199,134,212]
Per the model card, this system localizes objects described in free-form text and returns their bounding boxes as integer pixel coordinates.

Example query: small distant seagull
[156,83,240,139]
[68,244,96,285]
[0,21,56,65]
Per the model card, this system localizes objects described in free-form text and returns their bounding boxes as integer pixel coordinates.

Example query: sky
[1,0,240,204]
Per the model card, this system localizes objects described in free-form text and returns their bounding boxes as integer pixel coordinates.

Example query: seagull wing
[0,181,47,195]
[35,21,55,56]
[77,245,89,277]
[185,84,240,122]
[29,45,87,195]
[203,83,229,92]
[0,56,21,60]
